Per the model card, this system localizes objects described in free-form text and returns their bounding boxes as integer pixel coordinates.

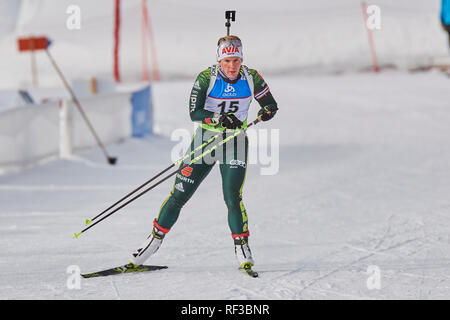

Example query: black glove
[217,113,242,129]
[257,105,278,121]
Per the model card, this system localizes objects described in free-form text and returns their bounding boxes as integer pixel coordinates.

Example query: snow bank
[0,92,131,173]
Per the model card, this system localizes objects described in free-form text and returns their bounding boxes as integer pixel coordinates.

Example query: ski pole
[45,49,118,165]
[83,131,222,226]
[74,117,261,238]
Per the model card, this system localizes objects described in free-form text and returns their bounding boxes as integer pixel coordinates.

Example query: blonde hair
[217,35,241,46]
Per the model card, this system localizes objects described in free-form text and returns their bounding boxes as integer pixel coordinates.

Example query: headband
[217,39,243,61]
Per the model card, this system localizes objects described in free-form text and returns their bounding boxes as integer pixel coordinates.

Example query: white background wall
[0,0,447,88]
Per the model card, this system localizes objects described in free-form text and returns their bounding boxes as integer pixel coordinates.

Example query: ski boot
[130,219,168,266]
[234,235,258,277]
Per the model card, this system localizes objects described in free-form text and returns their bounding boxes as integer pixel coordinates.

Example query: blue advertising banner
[131,85,152,138]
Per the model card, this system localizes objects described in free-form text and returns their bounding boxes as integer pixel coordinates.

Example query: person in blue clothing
[442,0,450,47]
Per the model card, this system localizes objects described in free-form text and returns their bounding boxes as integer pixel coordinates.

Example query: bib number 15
[218,101,239,113]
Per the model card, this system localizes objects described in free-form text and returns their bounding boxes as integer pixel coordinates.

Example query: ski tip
[81,273,99,278]
[239,263,259,278]
[85,219,92,226]
[73,232,82,239]
[240,268,259,278]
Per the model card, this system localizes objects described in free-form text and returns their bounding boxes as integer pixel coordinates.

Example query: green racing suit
[153,65,278,238]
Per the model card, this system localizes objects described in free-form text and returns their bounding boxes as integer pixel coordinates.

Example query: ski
[82,263,258,278]
[239,264,259,278]
[81,263,168,278]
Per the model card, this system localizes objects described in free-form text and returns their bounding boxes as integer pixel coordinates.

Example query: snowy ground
[1,71,450,300]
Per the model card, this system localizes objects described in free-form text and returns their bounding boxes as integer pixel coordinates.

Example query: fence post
[59,99,72,159]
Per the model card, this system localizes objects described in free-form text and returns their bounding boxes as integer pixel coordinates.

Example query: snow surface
[1,70,450,300]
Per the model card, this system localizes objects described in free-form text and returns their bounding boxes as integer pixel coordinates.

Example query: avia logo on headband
[217,44,243,61]
[221,46,240,55]
[217,38,244,61]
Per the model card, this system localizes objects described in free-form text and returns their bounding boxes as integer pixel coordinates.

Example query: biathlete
[129,35,278,274]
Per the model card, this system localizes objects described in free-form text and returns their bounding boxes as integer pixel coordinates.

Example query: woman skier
[129,35,278,275]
